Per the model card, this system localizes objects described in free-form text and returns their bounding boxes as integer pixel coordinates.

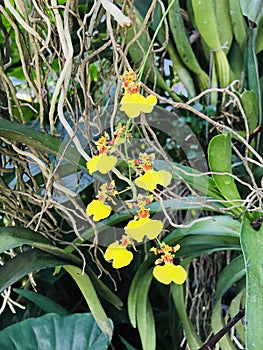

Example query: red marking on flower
[97,193,106,201]
[98,145,108,154]
[126,83,140,94]
[137,207,150,219]
[142,161,153,171]
[163,254,174,264]
[121,236,129,247]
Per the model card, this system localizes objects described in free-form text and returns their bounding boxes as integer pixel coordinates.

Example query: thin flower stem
[137,0,176,81]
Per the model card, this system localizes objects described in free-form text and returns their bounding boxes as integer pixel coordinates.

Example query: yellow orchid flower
[135,169,172,191]
[104,241,133,268]
[125,217,163,242]
[153,264,187,285]
[86,199,111,221]
[86,154,117,174]
[120,92,157,118]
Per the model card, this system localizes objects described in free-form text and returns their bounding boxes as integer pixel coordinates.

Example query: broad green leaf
[136,269,155,350]
[0,313,111,350]
[208,133,242,214]
[13,288,69,316]
[240,215,263,350]
[229,0,247,51]
[214,0,233,54]
[0,249,66,293]
[192,0,221,49]
[64,265,113,339]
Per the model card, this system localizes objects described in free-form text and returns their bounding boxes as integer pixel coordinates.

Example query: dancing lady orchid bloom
[86,154,117,175]
[151,243,187,285]
[124,206,163,242]
[104,240,133,268]
[120,69,157,118]
[86,181,117,221]
[125,218,163,242]
[86,199,111,221]
[153,264,187,285]
[135,169,172,191]
[120,93,157,118]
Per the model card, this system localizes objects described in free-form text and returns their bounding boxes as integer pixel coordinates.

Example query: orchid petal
[104,241,133,268]
[153,264,187,285]
[135,169,172,191]
[120,92,157,118]
[86,199,111,221]
[86,154,117,174]
[125,217,163,242]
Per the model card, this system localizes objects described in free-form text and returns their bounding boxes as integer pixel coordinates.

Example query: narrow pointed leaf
[136,269,155,350]
[0,119,86,169]
[0,227,50,254]
[64,265,113,339]
[0,249,65,293]
[13,288,69,316]
[172,283,202,349]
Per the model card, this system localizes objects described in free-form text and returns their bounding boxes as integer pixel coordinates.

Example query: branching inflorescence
[86,70,187,285]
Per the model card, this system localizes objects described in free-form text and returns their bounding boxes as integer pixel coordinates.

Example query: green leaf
[119,336,138,350]
[125,10,182,102]
[240,0,263,25]
[215,254,245,301]
[136,269,155,350]
[166,215,241,256]
[154,160,223,200]
[0,249,66,294]
[211,248,246,349]
[241,90,259,132]
[256,16,263,53]
[0,313,111,350]
[0,119,86,170]
[211,300,236,350]
[128,261,153,328]
[229,291,246,344]
[0,227,50,254]
[208,133,242,214]
[13,288,69,316]
[240,214,263,350]
[171,282,202,349]
[0,227,122,310]
[229,0,247,51]
[64,265,113,339]
[32,243,122,310]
